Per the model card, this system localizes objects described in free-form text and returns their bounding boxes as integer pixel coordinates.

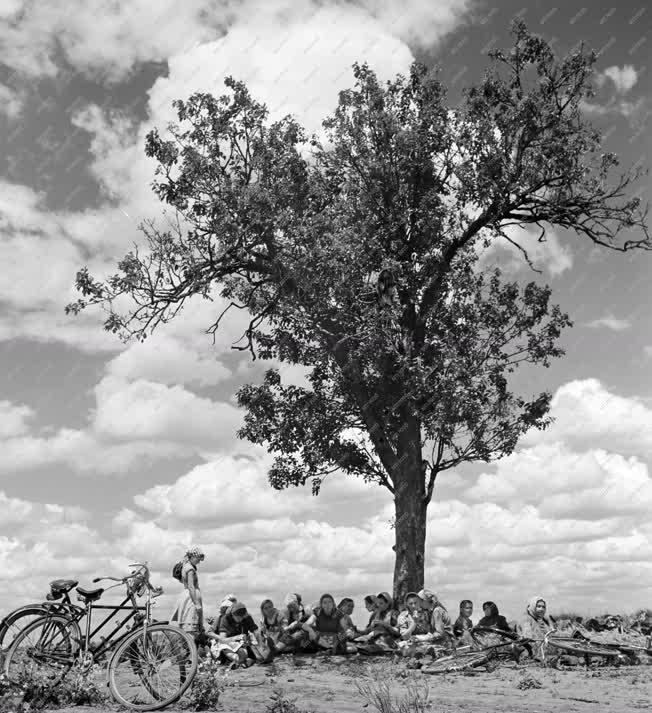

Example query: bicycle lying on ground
[3,563,198,711]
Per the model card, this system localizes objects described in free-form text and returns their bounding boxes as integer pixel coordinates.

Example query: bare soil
[52,655,652,713]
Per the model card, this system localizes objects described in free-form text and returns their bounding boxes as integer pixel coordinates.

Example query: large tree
[68,21,649,602]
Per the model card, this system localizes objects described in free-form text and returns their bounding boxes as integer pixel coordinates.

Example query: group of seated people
[196,590,524,669]
[170,549,651,670]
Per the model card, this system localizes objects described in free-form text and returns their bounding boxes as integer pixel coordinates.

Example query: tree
[67,21,650,603]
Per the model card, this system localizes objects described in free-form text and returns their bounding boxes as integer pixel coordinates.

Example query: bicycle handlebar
[90,563,162,597]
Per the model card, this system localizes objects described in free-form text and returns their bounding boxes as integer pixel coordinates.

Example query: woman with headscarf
[453,600,474,640]
[477,601,512,632]
[397,592,438,658]
[517,596,555,661]
[210,601,263,668]
[337,598,358,640]
[270,593,309,654]
[170,546,205,639]
[418,589,454,642]
[259,599,284,646]
[355,592,399,654]
[303,593,353,654]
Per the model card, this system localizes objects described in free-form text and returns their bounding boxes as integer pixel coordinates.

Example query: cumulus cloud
[584,315,632,331]
[598,64,639,94]
[520,378,652,458]
[1,0,471,82]
[0,400,34,438]
[0,83,23,118]
[476,224,573,277]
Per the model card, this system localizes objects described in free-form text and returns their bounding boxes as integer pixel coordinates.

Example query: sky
[0,0,651,627]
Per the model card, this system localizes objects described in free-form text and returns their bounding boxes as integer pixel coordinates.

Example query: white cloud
[476,224,573,277]
[106,333,231,387]
[92,375,243,446]
[0,400,34,438]
[585,315,631,331]
[0,83,23,118]
[1,0,471,82]
[520,378,652,458]
[598,64,638,94]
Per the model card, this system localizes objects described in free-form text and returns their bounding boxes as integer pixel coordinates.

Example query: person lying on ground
[476,601,512,633]
[355,592,399,653]
[517,596,556,662]
[303,593,356,654]
[418,589,454,643]
[453,600,474,641]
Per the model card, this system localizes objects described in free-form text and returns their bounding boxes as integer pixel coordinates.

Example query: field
[48,655,652,713]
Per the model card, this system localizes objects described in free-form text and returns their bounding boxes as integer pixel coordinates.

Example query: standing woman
[170,546,205,639]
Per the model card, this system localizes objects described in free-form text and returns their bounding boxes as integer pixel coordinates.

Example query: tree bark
[392,413,427,608]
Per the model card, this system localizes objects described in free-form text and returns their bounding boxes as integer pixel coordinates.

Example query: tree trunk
[392,414,427,608]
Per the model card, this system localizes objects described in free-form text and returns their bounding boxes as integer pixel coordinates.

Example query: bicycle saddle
[49,579,79,593]
[76,586,104,602]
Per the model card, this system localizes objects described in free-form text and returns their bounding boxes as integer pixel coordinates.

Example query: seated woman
[271,593,310,654]
[355,592,399,654]
[259,599,284,647]
[477,601,512,632]
[517,596,555,661]
[207,601,262,668]
[303,593,355,654]
[397,592,439,658]
[418,589,454,643]
[453,600,474,641]
[337,598,358,640]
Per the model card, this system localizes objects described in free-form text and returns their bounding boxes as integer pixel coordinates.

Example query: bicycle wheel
[108,623,198,711]
[421,650,491,674]
[547,637,620,657]
[3,614,80,686]
[0,606,48,656]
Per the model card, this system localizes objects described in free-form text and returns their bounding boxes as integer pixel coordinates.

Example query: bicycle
[0,578,82,661]
[421,635,535,674]
[4,563,198,711]
[542,627,625,662]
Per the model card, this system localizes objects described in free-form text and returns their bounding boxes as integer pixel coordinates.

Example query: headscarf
[376,592,394,609]
[526,596,548,622]
[283,593,299,608]
[185,546,205,560]
[481,601,499,623]
[220,595,236,611]
[230,601,247,615]
[418,589,447,611]
[364,595,378,607]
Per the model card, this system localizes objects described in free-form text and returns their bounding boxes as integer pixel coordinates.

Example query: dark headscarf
[477,601,511,632]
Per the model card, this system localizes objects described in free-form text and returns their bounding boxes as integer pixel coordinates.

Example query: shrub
[516,671,543,690]
[265,687,315,713]
[356,676,430,713]
[188,658,228,711]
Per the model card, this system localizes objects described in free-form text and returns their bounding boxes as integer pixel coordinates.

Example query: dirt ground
[50,655,652,713]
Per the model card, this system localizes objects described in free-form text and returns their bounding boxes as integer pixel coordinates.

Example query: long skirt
[170,590,199,635]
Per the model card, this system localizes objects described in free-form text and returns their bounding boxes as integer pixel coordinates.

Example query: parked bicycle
[0,577,87,664]
[3,563,198,711]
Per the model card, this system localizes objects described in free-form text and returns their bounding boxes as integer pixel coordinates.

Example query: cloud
[1,0,471,82]
[476,224,573,277]
[520,378,652,459]
[584,315,631,331]
[0,83,23,118]
[92,375,243,446]
[105,333,231,387]
[598,65,639,94]
[0,400,34,438]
